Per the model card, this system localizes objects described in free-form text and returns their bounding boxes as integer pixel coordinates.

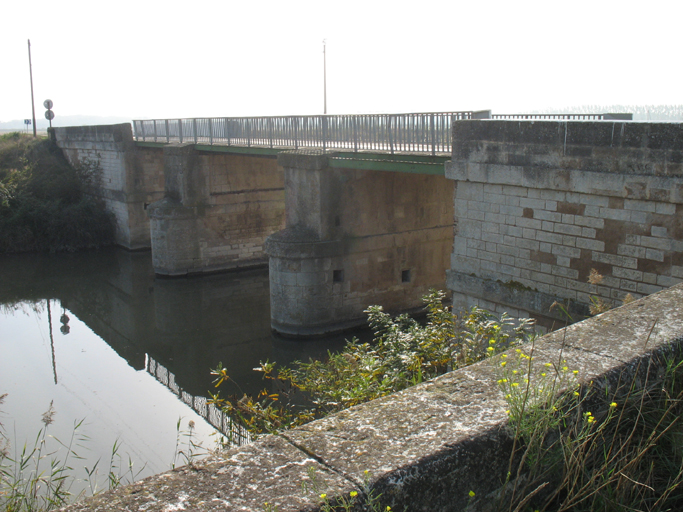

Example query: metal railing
[133,112,478,156]
[146,355,251,446]
[491,113,633,121]
[133,111,632,155]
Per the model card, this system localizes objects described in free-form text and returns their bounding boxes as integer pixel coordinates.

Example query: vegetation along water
[0,132,115,254]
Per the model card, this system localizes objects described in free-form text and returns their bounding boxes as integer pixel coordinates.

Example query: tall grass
[494,328,683,511]
[0,397,149,512]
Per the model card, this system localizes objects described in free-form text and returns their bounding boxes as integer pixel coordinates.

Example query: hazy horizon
[3,103,683,131]
[2,0,681,125]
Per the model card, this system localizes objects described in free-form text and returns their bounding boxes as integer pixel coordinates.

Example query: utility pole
[323,39,327,115]
[28,39,37,137]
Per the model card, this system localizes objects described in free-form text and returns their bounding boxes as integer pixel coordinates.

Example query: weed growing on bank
[0,398,206,511]
[0,398,92,511]
[263,467,391,512]
[0,132,115,253]
[210,290,536,437]
[488,330,683,512]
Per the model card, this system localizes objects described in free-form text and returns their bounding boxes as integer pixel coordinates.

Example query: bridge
[52,110,683,337]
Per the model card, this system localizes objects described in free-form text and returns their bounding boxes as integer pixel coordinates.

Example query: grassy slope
[0,132,115,253]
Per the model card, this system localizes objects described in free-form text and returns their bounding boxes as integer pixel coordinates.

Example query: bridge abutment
[52,124,165,250]
[266,150,454,336]
[446,120,683,327]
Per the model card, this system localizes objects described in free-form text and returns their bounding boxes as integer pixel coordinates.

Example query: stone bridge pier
[147,144,285,276]
[266,150,454,337]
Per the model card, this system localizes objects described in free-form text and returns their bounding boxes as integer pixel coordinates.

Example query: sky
[1,0,681,123]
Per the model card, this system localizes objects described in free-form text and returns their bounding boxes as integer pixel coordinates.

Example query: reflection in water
[47,300,58,384]
[146,355,250,446]
[0,247,352,495]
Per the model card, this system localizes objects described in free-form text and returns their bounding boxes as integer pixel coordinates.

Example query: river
[0,247,352,496]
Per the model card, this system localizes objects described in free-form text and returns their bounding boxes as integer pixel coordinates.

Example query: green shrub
[210,290,536,437]
[0,133,115,253]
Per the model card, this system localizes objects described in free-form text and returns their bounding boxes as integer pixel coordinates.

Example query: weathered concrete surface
[447,120,683,326]
[267,150,454,336]
[60,283,683,512]
[147,145,285,276]
[52,124,165,250]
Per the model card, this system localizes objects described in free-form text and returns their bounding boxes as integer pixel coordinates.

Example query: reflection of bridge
[146,355,251,446]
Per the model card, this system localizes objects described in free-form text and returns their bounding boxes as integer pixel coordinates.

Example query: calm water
[0,248,349,494]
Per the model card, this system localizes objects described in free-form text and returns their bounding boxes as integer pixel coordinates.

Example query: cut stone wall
[446,120,683,325]
[147,145,285,275]
[58,282,683,512]
[266,150,454,336]
[52,124,165,249]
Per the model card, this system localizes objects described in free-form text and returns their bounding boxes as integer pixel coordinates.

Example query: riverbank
[0,132,115,253]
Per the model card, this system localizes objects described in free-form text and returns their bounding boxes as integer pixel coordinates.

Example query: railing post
[268,117,273,149]
[388,115,395,155]
[353,116,358,152]
[430,114,436,157]
[322,115,327,152]
[165,120,169,143]
[179,119,183,143]
[294,116,298,150]
[209,118,213,145]
[193,118,198,144]
[153,120,157,142]
[247,118,251,147]
[225,118,231,146]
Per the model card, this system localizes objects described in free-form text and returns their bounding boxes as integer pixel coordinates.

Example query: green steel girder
[134,142,448,174]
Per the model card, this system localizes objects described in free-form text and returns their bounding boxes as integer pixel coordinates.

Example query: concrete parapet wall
[53,124,165,249]
[446,120,683,324]
[267,150,454,336]
[59,282,683,512]
[147,145,285,275]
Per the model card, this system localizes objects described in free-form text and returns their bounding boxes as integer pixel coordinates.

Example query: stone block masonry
[52,124,165,249]
[58,279,683,511]
[446,120,683,326]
